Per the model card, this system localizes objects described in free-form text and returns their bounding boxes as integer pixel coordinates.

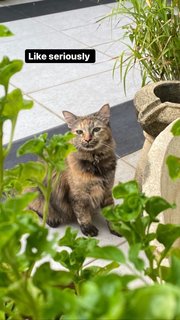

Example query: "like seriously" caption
[25,49,95,63]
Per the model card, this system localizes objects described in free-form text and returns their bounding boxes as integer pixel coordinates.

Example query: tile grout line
[19,67,115,95]
[25,93,66,122]
[119,157,137,170]
[9,80,66,121]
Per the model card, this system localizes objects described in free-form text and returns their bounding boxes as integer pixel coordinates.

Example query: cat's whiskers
[100,142,121,160]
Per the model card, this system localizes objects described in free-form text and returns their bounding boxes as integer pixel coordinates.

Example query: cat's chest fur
[67,151,116,187]
[79,154,109,176]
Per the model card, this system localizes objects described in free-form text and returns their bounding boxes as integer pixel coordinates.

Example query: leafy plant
[103,181,180,282]
[107,0,180,92]
[1,24,180,320]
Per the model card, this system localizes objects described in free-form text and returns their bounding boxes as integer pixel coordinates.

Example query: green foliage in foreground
[0,24,180,320]
[0,187,180,320]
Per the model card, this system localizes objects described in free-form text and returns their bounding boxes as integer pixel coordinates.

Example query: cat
[29,104,117,236]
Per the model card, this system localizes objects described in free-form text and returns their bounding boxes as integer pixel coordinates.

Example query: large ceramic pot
[134,80,180,187]
[142,119,180,248]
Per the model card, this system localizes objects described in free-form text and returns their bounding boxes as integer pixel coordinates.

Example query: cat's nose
[84,133,92,142]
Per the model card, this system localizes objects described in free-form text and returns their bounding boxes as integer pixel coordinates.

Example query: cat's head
[62,104,112,151]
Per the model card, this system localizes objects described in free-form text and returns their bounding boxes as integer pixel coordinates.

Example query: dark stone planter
[134,80,180,138]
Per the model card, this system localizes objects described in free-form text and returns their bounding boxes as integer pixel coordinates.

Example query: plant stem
[4,117,17,158]
[42,165,53,227]
[0,122,4,198]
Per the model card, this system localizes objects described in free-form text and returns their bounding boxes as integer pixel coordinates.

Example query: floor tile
[94,38,130,59]
[3,99,61,144]
[114,159,135,184]
[121,149,142,169]
[62,21,123,47]
[29,69,139,119]
[35,5,111,31]
[0,17,53,42]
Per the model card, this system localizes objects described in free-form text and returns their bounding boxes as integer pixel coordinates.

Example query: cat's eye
[76,129,83,135]
[93,127,101,133]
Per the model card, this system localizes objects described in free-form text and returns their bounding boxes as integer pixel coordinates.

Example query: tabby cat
[30,104,117,236]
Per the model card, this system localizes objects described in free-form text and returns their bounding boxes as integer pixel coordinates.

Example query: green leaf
[45,132,76,170]
[156,224,180,248]
[82,262,119,280]
[0,57,23,91]
[145,196,175,219]
[166,155,180,180]
[17,133,47,157]
[1,192,38,213]
[0,222,19,250]
[125,284,180,320]
[0,25,13,37]
[33,262,73,290]
[1,88,33,120]
[40,287,77,319]
[108,194,143,223]
[4,161,46,192]
[102,205,117,222]
[168,254,180,287]
[75,274,124,320]
[171,119,180,136]
[129,243,145,271]
[7,279,40,319]
[24,226,56,263]
[57,236,99,272]
[88,246,125,263]
[58,227,78,249]
[113,180,139,199]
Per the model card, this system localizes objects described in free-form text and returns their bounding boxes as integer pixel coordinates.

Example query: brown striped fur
[30,104,116,236]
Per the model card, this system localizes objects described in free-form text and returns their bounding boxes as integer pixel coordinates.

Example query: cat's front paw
[80,224,99,237]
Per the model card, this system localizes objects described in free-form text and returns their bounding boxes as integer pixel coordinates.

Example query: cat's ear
[97,104,110,124]
[62,110,77,128]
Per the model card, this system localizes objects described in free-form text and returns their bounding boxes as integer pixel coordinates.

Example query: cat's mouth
[81,141,98,150]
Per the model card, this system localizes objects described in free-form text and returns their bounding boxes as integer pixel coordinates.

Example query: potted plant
[109,0,180,89]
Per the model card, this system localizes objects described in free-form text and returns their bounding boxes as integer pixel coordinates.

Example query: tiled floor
[1,0,143,274]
